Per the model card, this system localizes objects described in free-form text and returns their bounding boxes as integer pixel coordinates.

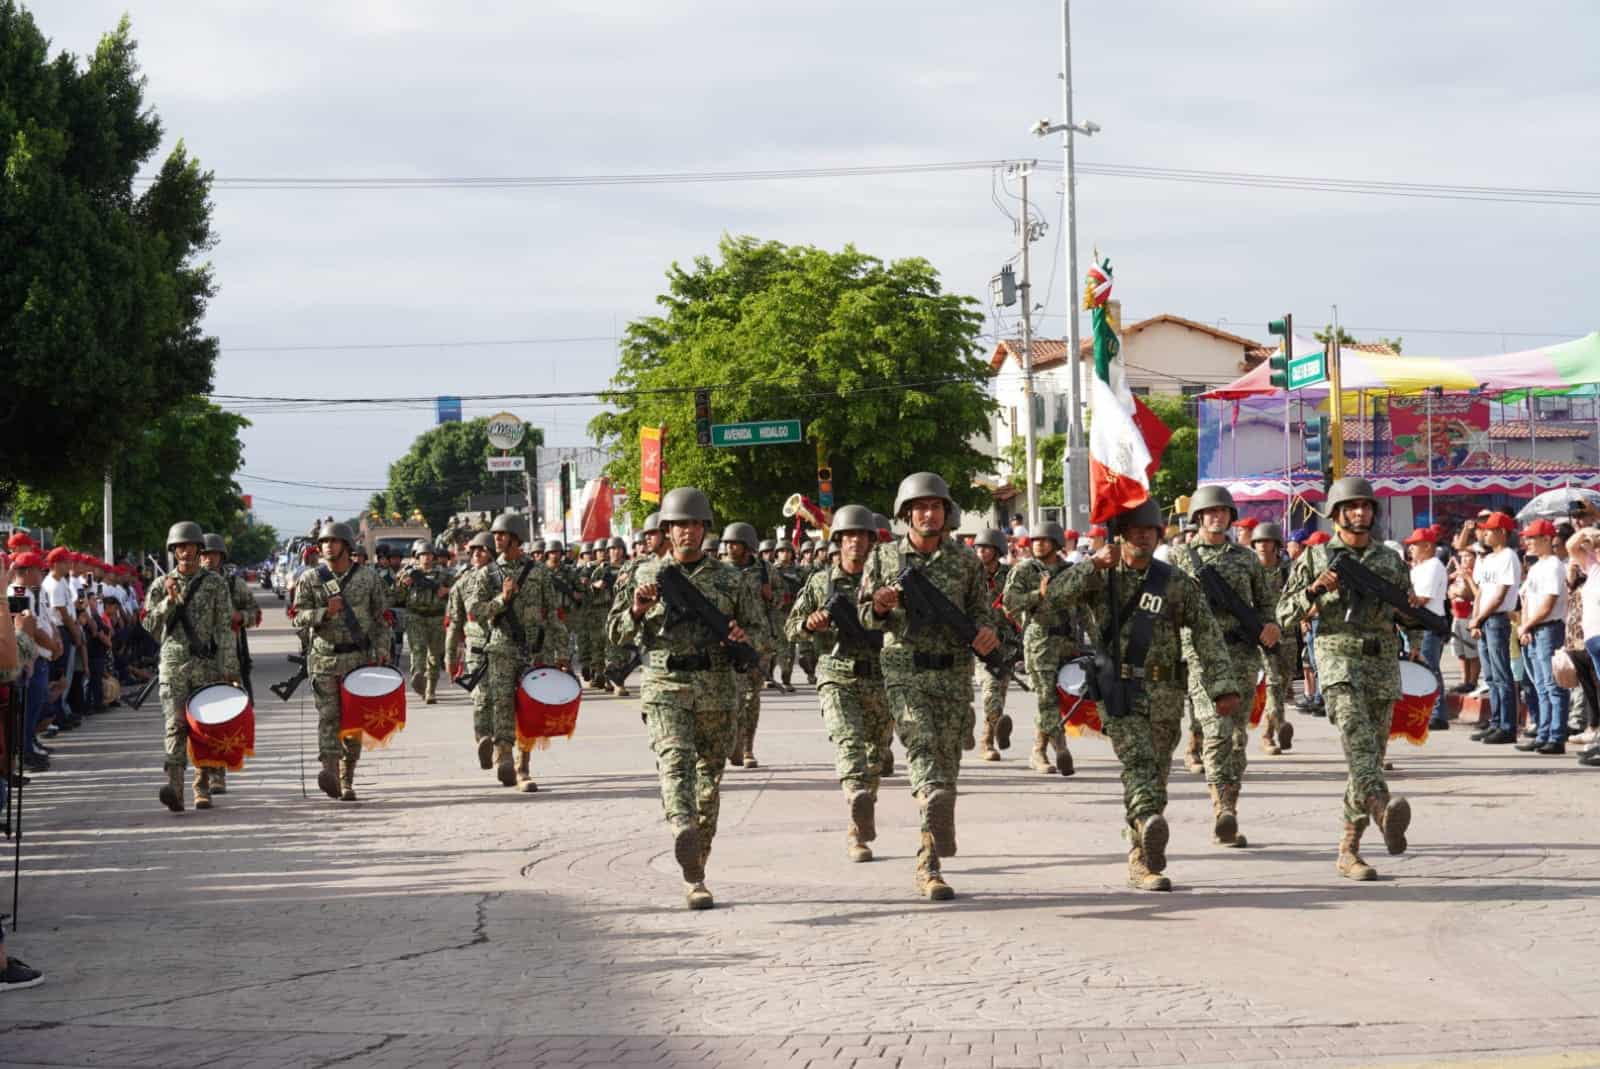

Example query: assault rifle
[128,672,161,710]
[824,592,883,657]
[656,566,761,672]
[455,654,490,693]
[1331,553,1451,637]
[270,654,308,702]
[603,645,641,688]
[894,565,1008,679]
[1187,550,1277,651]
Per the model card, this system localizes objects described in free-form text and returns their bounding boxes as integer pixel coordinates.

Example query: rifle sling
[1185,545,1260,643]
[497,558,541,645]
[172,572,218,659]
[1115,560,1174,679]
[317,562,370,654]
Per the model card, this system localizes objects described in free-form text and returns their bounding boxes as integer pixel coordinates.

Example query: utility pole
[1017,163,1039,528]
[103,469,114,562]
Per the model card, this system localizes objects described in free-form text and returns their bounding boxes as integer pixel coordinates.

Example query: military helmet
[1030,521,1067,549]
[702,536,721,552]
[945,502,962,531]
[774,541,794,556]
[489,512,528,542]
[827,504,875,541]
[608,536,626,551]
[973,528,1008,553]
[892,472,954,519]
[318,521,357,547]
[827,543,841,558]
[721,522,759,551]
[201,532,227,557]
[1114,500,1166,535]
[1187,485,1238,522]
[1250,521,1285,545]
[758,538,776,553]
[351,545,369,558]
[467,532,494,551]
[165,521,205,550]
[1326,476,1379,517]
[530,539,546,554]
[659,486,714,524]
[544,539,565,554]
[641,511,662,534]
[412,539,431,555]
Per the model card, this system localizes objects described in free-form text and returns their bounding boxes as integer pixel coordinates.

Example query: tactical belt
[1045,625,1074,637]
[664,653,724,672]
[469,645,487,657]
[1361,637,1381,656]
[848,659,882,679]
[913,652,956,670]
[329,642,364,655]
[1118,662,1181,684]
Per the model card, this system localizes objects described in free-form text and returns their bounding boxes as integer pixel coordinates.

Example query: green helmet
[702,536,721,552]
[974,528,1008,553]
[490,513,528,543]
[945,502,963,532]
[412,539,432,556]
[608,536,626,551]
[166,521,205,550]
[829,504,876,540]
[721,522,759,551]
[1326,476,1379,517]
[642,511,662,534]
[892,472,955,519]
[467,532,494,551]
[1250,522,1285,545]
[757,538,777,553]
[544,539,565,555]
[530,539,546,554]
[1029,521,1067,549]
[318,521,356,548]
[1187,485,1237,522]
[201,532,227,557]
[1114,500,1166,535]
[660,487,714,524]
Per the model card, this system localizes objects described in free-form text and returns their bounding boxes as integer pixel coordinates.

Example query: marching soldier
[1042,501,1241,890]
[787,506,891,862]
[607,487,767,910]
[465,515,568,791]
[721,522,775,766]
[199,532,259,797]
[1250,522,1296,755]
[972,528,1018,763]
[1277,477,1417,881]
[1000,521,1082,774]
[542,539,581,666]
[446,532,495,754]
[396,540,451,704]
[859,473,998,901]
[1172,487,1280,848]
[771,542,805,692]
[144,522,240,812]
[292,521,392,803]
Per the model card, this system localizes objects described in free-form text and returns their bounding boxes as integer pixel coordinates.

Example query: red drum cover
[185,684,256,771]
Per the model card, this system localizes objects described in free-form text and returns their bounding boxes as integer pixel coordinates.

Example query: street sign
[436,396,461,423]
[1287,352,1327,389]
[485,412,526,450]
[486,455,526,472]
[710,419,803,447]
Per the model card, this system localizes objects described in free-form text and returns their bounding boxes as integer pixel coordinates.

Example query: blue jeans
[1420,630,1446,724]
[1479,614,1516,734]
[25,659,50,756]
[1527,622,1568,743]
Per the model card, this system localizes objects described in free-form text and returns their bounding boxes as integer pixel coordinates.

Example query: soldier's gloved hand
[632,582,658,618]
[971,626,999,657]
[804,610,831,633]
[1213,693,1242,717]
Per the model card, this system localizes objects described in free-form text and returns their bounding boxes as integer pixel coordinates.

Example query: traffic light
[694,387,712,446]
[816,466,834,509]
[1303,416,1325,470]
[1267,314,1294,388]
[1269,352,1289,389]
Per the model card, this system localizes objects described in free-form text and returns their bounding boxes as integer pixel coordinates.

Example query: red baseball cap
[1521,518,1558,539]
[1402,527,1437,545]
[1479,512,1516,531]
[44,546,71,564]
[1305,531,1331,545]
[5,532,38,552]
[1063,528,1080,541]
[1087,525,1108,538]
[1235,516,1260,529]
[10,550,43,570]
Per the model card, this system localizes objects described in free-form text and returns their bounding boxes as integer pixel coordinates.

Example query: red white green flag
[1084,257,1171,523]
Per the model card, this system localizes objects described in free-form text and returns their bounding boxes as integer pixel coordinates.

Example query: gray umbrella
[1515,487,1600,523]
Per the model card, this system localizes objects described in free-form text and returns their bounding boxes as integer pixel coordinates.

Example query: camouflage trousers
[820,677,893,796]
[1324,683,1392,826]
[885,670,967,834]
[310,673,366,764]
[775,637,794,678]
[478,649,527,747]
[158,665,218,773]
[1262,637,1296,723]
[603,640,637,682]
[1103,686,1186,826]
[1190,648,1252,787]
[405,614,445,694]
[577,613,606,677]
[642,674,736,843]
[979,665,1011,727]
[735,663,764,746]
[1027,650,1069,735]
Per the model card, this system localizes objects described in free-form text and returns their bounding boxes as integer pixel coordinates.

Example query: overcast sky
[40,1,1600,534]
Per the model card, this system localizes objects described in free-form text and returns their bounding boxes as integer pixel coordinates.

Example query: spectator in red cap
[1087,525,1108,555]
[1469,512,1521,745]
[1404,527,1450,730]
[40,547,83,729]
[1516,519,1568,754]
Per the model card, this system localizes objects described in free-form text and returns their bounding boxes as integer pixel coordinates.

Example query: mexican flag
[1084,258,1171,523]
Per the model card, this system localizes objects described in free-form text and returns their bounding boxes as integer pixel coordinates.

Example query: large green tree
[1142,394,1199,509]
[0,5,219,511]
[1001,433,1066,510]
[589,236,995,530]
[384,417,544,533]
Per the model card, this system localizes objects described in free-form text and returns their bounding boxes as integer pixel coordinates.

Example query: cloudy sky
[40,1,1600,534]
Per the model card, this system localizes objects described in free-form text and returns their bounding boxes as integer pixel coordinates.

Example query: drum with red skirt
[514,666,582,750]
[1056,661,1102,737]
[340,665,407,747]
[185,683,256,771]
[1249,668,1268,728]
[1390,660,1438,745]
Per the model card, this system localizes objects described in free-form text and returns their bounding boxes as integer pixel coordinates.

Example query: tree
[225,518,279,565]
[1314,325,1357,346]
[1000,433,1066,509]
[1142,395,1199,509]
[588,236,996,531]
[0,6,219,511]
[15,397,248,555]
[1379,336,1404,354]
[384,418,544,533]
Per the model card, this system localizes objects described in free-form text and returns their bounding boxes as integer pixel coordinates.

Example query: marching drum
[515,666,583,749]
[340,665,407,747]
[1055,661,1102,737]
[1390,659,1439,745]
[185,683,256,771]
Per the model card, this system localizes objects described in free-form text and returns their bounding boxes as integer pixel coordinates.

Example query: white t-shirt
[1409,557,1448,617]
[1473,546,1522,616]
[14,586,56,662]
[1522,554,1567,627]
[40,574,74,626]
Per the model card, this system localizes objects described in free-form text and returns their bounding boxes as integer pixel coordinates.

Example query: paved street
[1,606,1598,1068]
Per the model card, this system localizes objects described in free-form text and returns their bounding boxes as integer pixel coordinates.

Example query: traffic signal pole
[1329,304,1345,480]
[1268,315,1294,528]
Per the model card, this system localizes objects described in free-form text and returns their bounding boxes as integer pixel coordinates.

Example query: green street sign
[710,419,803,447]
[1287,351,1327,389]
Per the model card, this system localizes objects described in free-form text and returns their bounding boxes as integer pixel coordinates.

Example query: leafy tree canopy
[1140,394,1199,510]
[589,236,996,531]
[0,4,219,509]
[1000,433,1066,510]
[383,417,544,534]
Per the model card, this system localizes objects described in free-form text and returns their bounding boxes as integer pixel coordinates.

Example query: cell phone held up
[7,594,28,614]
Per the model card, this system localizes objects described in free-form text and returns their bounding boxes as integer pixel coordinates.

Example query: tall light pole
[1015,162,1039,528]
[1033,0,1099,528]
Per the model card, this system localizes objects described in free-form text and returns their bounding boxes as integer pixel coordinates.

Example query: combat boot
[476,736,494,771]
[728,727,746,768]
[672,821,705,884]
[685,881,715,909]
[1029,730,1055,773]
[495,743,517,787]
[1184,729,1205,773]
[914,831,954,901]
[1127,845,1172,892]
[880,745,895,778]
[159,767,184,813]
[611,681,629,697]
[1337,821,1377,880]
[742,735,759,769]
[1135,813,1170,874]
[424,678,437,705]
[846,829,873,863]
[193,768,213,810]
[1259,716,1282,755]
[339,757,358,802]
[1366,792,1411,856]
[923,787,957,857]
[980,720,1001,762]
[995,712,1013,751]
[848,789,876,843]
[209,768,227,794]
[516,748,537,793]
[780,669,796,694]
[317,756,340,799]
[1048,729,1075,776]
[1277,719,1294,751]
[1212,783,1246,847]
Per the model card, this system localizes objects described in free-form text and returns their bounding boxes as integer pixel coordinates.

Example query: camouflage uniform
[143,568,238,790]
[729,555,776,764]
[771,560,805,689]
[292,561,391,796]
[977,560,1016,755]
[1259,557,1296,752]
[398,564,451,701]
[545,561,583,665]
[206,563,260,793]
[1001,555,1084,769]
[445,566,490,740]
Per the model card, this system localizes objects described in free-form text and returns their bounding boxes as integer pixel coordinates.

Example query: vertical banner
[639,426,663,503]
[579,476,615,541]
[542,480,561,536]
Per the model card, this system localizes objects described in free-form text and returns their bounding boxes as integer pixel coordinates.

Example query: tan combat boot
[880,745,895,778]
[1212,783,1246,847]
[728,727,746,768]
[1048,729,1075,776]
[424,677,437,705]
[159,767,184,813]
[476,736,494,771]
[1135,813,1170,874]
[339,757,358,802]
[1337,820,1377,880]
[495,743,517,787]
[846,829,873,862]
[1184,728,1205,773]
[1259,716,1282,755]
[980,720,1001,762]
[922,787,957,857]
[611,681,629,697]
[995,712,1013,751]
[673,821,705,883]
[209,767,228,794]
[516,748,537,793]
[1276,719,1294,752]
[848,789,876,844]
[317,756,340,799]
[1029,730,1054,773]
[193,768,213,810]
[914,831,954,901]
[742,729,759,769]
[1127,845,1172,892]
[1366,792,1411,856]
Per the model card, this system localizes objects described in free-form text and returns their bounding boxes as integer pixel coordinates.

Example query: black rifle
[236,626,253,701]
[547,568,580,606]
[398,566,438,595]
[603,645,642,688]
[169,571,219,660]
[1091,565,1130,719]
[1331,553,1451,637]
[495,558,542,647]
[269,655,308,702]
[455,650,490,692]
[894,565,1008,678]
[1187,548,1276,651]
[656,566,761,672]
[825,592,883,657]
[128,672,161,710]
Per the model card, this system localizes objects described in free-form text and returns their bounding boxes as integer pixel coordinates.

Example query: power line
[223,335,617,353]
[238,472,389,491]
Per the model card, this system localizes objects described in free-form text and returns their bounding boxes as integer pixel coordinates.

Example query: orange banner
[639,426,663,503]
